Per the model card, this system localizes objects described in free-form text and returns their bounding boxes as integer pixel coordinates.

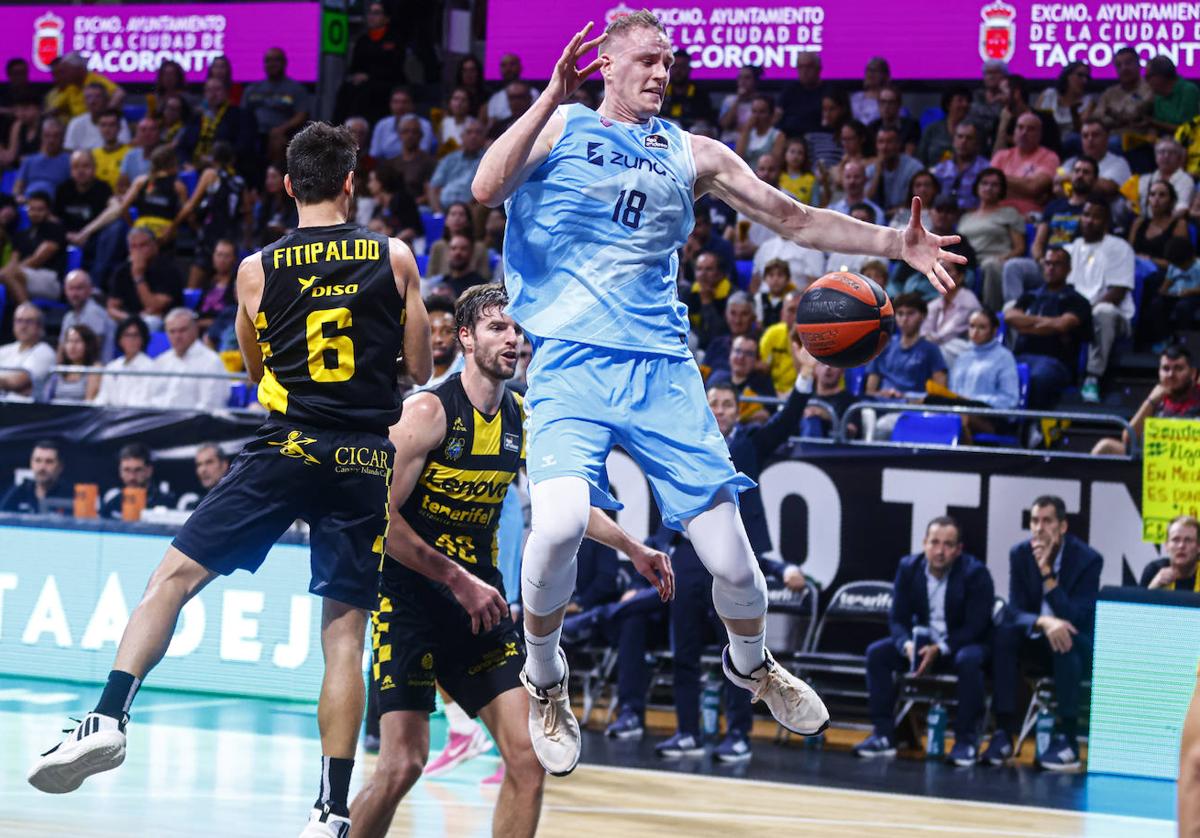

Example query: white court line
[126,698,241,714]
[578,762,1175,828]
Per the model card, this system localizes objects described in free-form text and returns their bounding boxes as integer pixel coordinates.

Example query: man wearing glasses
[0,302,56,399]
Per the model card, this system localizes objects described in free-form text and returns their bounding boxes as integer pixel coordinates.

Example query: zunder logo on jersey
[586,142,604,167]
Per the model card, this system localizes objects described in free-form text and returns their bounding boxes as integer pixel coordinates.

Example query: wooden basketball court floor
[0,676,1175,837]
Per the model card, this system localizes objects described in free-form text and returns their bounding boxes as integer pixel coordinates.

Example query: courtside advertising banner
[486,0,1200,80]
[2,3,320,83]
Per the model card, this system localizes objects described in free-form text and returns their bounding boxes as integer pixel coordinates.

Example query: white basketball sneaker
[519,648,581,776]
[299,805,350,837]
[27,712,127,794]
[722,647,830,736]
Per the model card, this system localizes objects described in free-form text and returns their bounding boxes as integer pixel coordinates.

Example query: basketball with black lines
[794,271,895,368]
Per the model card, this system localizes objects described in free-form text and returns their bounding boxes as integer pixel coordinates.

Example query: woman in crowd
[1035,62,1094,153]
[1138,139,1194,216]
[174,141,248,288]
[959,168,1026,311]
[455,55,488,117]
[158,94,189,147]
[735,93,785,172]
[778,137,823,207]
[438,87,474,156]
[45,324,102,402]
[806,90,850,169]
[829,119,871,200]
[917,88,971,167]
[94,317,155,407]
[888,169,941,230]
[719,65,763,144]
[206,56,243,105]
[1130,180,1189,270]
[851,56,891,124]
[363,168,422,247]
[0,93,42,170]
[426,201,489,278]
[147,61,193,118]
[948,307,1020,440]
[253,164,298,248]
[921,260,982,367]
[196,239,239,346]
[70,144,188,254]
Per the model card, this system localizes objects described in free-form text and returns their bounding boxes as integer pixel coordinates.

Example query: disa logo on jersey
[33,12,65,73]
[979,1,1017,63]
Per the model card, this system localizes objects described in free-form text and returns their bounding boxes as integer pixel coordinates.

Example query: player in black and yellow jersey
[349,285,673,838]
[28,122,432,838]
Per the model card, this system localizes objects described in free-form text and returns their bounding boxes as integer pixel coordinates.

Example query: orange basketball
[794,272,895,368]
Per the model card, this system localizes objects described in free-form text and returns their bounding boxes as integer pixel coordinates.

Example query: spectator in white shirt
[751,234,825,290]
[1061,119,1131,202]
[1064,198,1136,402]
[1138,138,1194,216]
[486,53,541,125]
[0,302,56,399]
[64,82,130,151]
[95,316,155,407]
[152,308,229,410]
[369,87,435,158]
[60,269,115,361]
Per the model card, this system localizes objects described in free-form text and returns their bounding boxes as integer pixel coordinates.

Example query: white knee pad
[711,563,769,621]
[520,477,590,617]
[686,500,769,621]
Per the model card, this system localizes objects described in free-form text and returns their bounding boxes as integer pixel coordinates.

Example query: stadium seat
[0,170,15,196]
[415,253,429,276]
[973,363,1029,448]
[421,211,444,244]
[66,246,82,273]
[844,366,866,396]
[734,259,753,289]
[766,585,819,662]
[1132,256,1157,331]
[1024,223,1036,257]
[891,412,961,445]
[227,382,257,408]
[792,580,894,709]
[918,106,946,131]
[122,104,147,124]
[178,169,200,196]
[182,288,203,310]
[146,330,170,358]
[17,205,29,231]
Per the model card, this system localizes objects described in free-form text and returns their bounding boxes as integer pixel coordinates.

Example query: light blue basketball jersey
[504,103,696,358]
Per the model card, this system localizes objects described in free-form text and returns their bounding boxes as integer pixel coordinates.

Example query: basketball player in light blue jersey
[473,11,966,776]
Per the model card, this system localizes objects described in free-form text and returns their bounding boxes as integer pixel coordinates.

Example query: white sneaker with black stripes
[299,805,351,837]
[27,712,127,794]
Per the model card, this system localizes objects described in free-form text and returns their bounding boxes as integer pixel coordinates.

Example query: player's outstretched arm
[584,508,675,602]
[471,22,604,207]
[385,393,508,632]
[390,237,432,385]
[234,253,266,383]
[691,134,963,295]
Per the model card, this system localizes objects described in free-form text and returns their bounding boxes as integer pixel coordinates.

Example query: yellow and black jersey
[387,373,525,590]
[255,223,405,436]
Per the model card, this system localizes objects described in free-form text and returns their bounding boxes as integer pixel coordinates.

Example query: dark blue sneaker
[713,732,752,763]
[981,732,1013,766]
[604,709,644,740]
[947,738,978,766]
[1038,735,1081,772]
[852,733,896,759]
[654,732,705,759]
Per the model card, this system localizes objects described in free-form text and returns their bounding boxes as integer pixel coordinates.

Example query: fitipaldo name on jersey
[272,238,380,269]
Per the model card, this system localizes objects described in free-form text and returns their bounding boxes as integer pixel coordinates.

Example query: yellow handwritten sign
[1142,418,1200,542]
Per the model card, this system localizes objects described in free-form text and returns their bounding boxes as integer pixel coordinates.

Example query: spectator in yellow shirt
[90,111,131,191]
[759,289,803,395]
[44,53,124,120]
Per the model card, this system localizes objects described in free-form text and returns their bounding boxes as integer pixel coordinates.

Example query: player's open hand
[548,22,606,105]
[900,196,966,296]
[449,571,509,634]
[629,543,675,602]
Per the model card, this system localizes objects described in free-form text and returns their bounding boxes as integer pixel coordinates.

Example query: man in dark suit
[854,517,995,765]
[984,495,1102,771]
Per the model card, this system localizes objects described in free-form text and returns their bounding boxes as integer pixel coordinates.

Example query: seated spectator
[865,292,948,398]
[1143,238,1200,347]
[0,439,72,515]
[0,190,67,304]
[334,2,406,126]
[854,516,994,765]
[1147,56,1200,136]
[14,117,70,202]
[1135,139,1194,216]
[825,209,883,275]
[851,57,890,125]
[116,117,160,194]
[89,110,130,191]
[1092,344,1199,455]
[661,49,714,130]
[794,343,859,438]
[949,308,1020,408]
[867,126,925,219]
[1035,156,1096,262]
[1006,247,1093,409]
[1035,62,1095,151]
[777,136,823,207]
[719,66,763,143]
[886,168,940,230]
[414,296,464,390]
[80,145,189,251]
[705,292,759,378]
[918,87,971,167]
[1130,181,1189,271]
[106,227,184,332]
[64,83,130,152]
[488,82,536,140]
[0,93,44,171]
[486,53,542,129]
[176,142,248,290]
[921,261,982,366]
[829,119,871,201]
[0,303,56,399]
[828,160,884,225]
[427,202,489,279]
[61,269,115,360]
[750,233,824,292]
[179,443,231,512]
[371,86,435,160]
[428,118,484,213]
[731,154,783,259]
[146,60,195,120]
[177,77,248,171]
[1062,120,1130,202]
[45,324,101,402]
[438,87,475,156]
[243,47,311,163]
[888,197,978,301]
[55,150,112,246]
[1142,516,1200,592]
[253,164,298,247]
[708,335,775,424]
[44,52,126,121]
[361,168,422,246]
[866,85,920,158]
[990,112,1060,216]
[994,73,1062,157]
[735,94,785,172]
[94,316,155,407]
[985,496,1101,771]
[152,308,230,411]
[968,60,1008,147]
[686,252,732,350]
[195,239,239,346]
[758,290,803,395]
[158,94,188,148]
[378,116,436,208]
[958,168,1025,311]
[1064,199,1136,402]
[805,90,850,169]
[752,258,796,328]
[99,442,176,519]
[1092,47,1153,153]
[932,122,989,211]
[778,52,829,138]
[683,210,735,280]
[427,234,486,299]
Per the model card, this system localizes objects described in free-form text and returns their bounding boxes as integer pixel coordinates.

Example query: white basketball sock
[524,625,566,689]
[726,627,767,676]
[443,700,480,737]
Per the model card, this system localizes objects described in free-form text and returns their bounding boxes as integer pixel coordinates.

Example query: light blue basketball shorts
[524,336,755,530]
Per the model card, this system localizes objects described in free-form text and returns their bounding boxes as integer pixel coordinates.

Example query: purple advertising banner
[486,0,1200,80]
[1,3,320,83]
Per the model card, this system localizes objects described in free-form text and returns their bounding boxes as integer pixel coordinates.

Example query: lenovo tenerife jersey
[387,374,525,592]
[256,223,405,435]
[503,103,696,358]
